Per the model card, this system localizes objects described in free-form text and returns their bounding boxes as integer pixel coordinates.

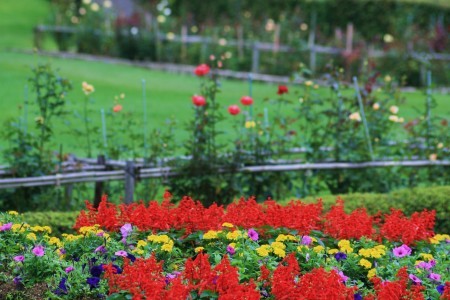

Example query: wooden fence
[0,155,449,205]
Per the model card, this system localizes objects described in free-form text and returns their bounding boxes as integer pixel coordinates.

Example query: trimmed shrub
[21,211,78,236]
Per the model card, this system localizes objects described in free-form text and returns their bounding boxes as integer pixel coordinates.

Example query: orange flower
[113,104,123,112]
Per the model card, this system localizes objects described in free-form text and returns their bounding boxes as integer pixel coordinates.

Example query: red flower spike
[194,64,210,76]
[277,85,288,95]
[228,105,241,115]
[240,95,253,106]
[192,95,206,107]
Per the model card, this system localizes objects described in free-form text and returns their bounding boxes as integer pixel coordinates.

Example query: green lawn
[1,51,449,160]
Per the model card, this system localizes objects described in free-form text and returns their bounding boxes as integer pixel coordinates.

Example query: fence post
[93,155,106,208]
[308,11,317,75]
[251,42,260,73]
[124,160,135,204]
[33,26,43,50]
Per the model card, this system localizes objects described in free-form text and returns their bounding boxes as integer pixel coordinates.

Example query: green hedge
[19,186,450,236]
[303,186,450,234]
[21,211,79,236]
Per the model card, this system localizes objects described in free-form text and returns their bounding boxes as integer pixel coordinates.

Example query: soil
[0,281,48,300]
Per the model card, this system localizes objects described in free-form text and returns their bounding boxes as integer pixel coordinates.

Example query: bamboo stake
[353,77,374,160]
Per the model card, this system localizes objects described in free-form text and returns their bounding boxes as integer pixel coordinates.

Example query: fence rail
[0,159,448,204]
[33,25,450,77]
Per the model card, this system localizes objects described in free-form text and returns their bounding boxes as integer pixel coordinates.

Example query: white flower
[373,103,380,110]
[389,115,399,122]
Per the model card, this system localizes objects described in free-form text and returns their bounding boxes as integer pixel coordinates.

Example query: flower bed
[0,196,449,299]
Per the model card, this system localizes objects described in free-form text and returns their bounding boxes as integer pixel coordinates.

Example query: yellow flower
[373,103,380,110]
[358,248,371,258]
[437,143,444,149]
[226,230,242,240]
[161,243,173,252]
[273,247,286,258]
[245,121,256,129]
[8,211,19,216]
[271,241,286,250]
[82,81,95,95]
[275,234,298,242]
[429,154,437,161]
[62,233,83,242]
[327,248,339,255]
[367,268,377,279]
[48,237,62,247]
[359,258,372,269]
[229,243,236,249]
[132,248,144,255]
[256,245,271,257]
[313,84,319,89]
[305,80,313,87]
[137,240,148,248]
[420,253,434,261]
[195,247,204,253]
[203,230,219,240]
[340,246,353,254]
[43,226,52,234]
[313,246,324,253]
[26,233,37,241]
[389,115,399,122]
[222,222,234,228]
[384,75,392,82]
[415,260,424,266]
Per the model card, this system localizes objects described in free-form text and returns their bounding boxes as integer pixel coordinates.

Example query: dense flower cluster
[74,195,436,244]
[1,198,449,299]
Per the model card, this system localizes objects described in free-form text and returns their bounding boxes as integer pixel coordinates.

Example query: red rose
[228,105,241,115]
[192,95,206,107]
[194,64,210,76]
[240,96,253,106]
[277,85,288,95]
[113,104,123,112]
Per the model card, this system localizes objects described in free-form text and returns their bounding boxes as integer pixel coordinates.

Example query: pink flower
[94,245,106,253]
[338,271,349,283]
[240,96,253,106]
[113,104,123,112]
[428,273,441,281]
[194,64,210,76]
[226,245,235,255]
[416,261,432,270]
[120,223,133,239]
[409,274,422,284]
[115,250,128,257]
[228,105,241,115]
[392,244,412,257]
[13,255,24,262]
[65,266,74,273]
[32,245,45,257]
[247,228,259,241]
[0,222,12,231]
[301,235,312,245]
[192,95,206,107]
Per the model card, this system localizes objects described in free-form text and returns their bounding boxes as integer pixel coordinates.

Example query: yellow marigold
[431,234,450,243]
[256,245,271,257]
[285,235,298,241]
[82,81,95,95]
[276,234,287,242]
[305,80,313,87]
[420,253,434,261]
[359,258,372,269]
[26,233,37,241]
[226,230,242,240]
[147,234,158,242]
[367,268,377,279]
[203,230,219,240]
[313,246,324,253]
[79,226,98,235]
[222,222,234,228]
[338,240,351,248]
[62,234,83,242]
[327,248,339,255]
[48,237,62,247]
[170,264,179,271]
[271,241,286,250]
[31,225,43,232]
[273,247,286,258]
[195,247,204,253]
[157,235,171,244]
[132,248,144,255]
[340,246,354,254]
[43,226,52,234]
[358,248,372,258]
[8,211,19,216]
[370,249,384,259]
[137,240,148,248]
[161,243,173,252]
[12,224,24,232]
[245,121,256,129]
